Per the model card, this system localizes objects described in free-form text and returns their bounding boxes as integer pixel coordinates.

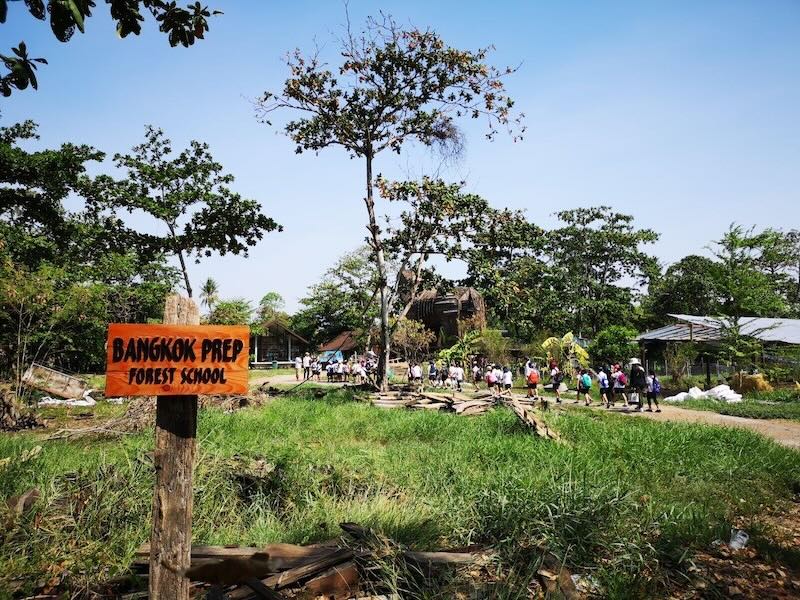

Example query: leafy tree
[105,126,280,298]
[754,228,800,316]
[207,298,252,325]
[0,121,175,374]
[546,206,659,337]
[710,225,786,319]
[256,291,285,322]
[588,325,639,366]
[259,13,523,390]
[0,0,221,96]
[541,332,588,378]
[199,277,219,312]
[290,247,380,345]
[461,210,553,339]
[391,318,434,365]
[476,329,510,366]
[643,255,724,326]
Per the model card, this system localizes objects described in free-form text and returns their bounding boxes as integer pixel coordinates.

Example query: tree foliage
[0,0,221,96]
[290,247,380,345]
[206,298,253,325]
[102,126,280,298]
[710,225,787,319]
[260,12,523,390]
[588,325,639,366]
[391,317,434,365]
[643,255,724,326]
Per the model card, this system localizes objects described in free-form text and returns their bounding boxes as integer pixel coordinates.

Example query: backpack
[652,377,661,394]
[527,370,539,385]
[581,373,592,388]
[618,372,627,386]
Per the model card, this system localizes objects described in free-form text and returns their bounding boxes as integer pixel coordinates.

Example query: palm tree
[199,277,219,312]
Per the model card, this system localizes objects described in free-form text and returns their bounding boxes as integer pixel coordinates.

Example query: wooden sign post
[105,295,249,599]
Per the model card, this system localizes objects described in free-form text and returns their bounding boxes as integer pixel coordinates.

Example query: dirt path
[576,401,800,449]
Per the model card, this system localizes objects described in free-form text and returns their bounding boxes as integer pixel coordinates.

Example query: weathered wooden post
[150,294,200,598]
[104,293,249,600]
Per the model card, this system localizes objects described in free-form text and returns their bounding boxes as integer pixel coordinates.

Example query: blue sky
[2,1,798,312]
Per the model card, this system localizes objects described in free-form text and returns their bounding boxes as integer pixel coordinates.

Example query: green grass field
[1,389,799,598]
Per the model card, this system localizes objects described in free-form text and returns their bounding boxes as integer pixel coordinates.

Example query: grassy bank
[1,389,799,598]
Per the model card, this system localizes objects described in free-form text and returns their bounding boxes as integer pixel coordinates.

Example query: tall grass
[1,389,798,597]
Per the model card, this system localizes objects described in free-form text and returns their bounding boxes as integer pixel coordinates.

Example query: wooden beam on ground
[149,294,200,600]
[505,399,561,442]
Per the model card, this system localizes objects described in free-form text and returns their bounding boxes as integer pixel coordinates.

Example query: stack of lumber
[131,523,481,599]
[368,390,493,415]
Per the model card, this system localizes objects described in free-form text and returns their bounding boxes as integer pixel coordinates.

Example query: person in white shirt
[411,363,423,381]
[597,366,610,407]
[492,365,503,394]
[454,364,464,391]
[302,352,311,380]
[502,366,513,392]
[472,363,481,389]
[294,356,302,381]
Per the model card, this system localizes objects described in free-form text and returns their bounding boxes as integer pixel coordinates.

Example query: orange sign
[105,324,249,397]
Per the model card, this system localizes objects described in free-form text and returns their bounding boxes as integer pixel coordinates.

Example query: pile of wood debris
[0,389,45,431]
[126,523,487,600]
[367,388,561,441]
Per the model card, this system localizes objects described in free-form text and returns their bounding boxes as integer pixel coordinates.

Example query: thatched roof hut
[407,287,486,342]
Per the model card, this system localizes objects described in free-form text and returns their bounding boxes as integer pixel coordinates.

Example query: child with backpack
[526,366,540,399]
[550,363,563,404]
[646,370,662,412]
[578,369,593,406]
[610,364,628,408]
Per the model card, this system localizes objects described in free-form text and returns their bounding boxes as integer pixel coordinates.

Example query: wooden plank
[105,323,249,397]
[227,549,353,600]
[303,561,359,598]
[149,295,200,600]
[454,400,489,414]
[22,363,87,399]
[405,550,478,564]
[134,543,339,572]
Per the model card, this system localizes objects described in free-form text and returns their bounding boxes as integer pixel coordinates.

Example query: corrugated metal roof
[637,314,800,344]
[635,323,720,342]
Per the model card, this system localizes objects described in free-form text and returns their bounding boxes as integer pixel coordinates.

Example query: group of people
[293,352,378,385]
[534,357,661,412]
[405,355,663,413]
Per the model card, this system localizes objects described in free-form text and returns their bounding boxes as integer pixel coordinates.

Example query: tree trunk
[149,294,200,599]
[168,223,193,299]
[363,150,390,391]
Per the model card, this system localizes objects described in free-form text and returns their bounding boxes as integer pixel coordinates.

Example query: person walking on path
[629,358,647,412]
[550,362,563,404]
[294,355,302,381]
[597,366,610,407]
[610,363,628,408]
[302,352,311,380]
[646,370,662,412]
[526,365,540,399]
[502,366,513,394]
[578,369,593,406]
